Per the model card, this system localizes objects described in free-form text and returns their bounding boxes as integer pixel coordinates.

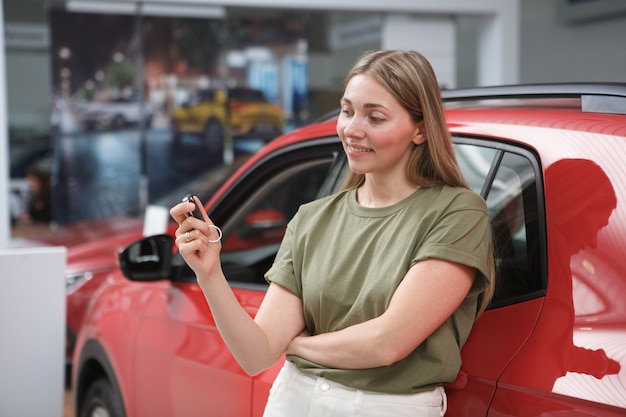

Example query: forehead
[342,74,399,107]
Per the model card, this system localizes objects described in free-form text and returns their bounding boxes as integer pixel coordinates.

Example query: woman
[171,49,495,416]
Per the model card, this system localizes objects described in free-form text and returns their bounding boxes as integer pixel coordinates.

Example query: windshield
[152,156,250,209]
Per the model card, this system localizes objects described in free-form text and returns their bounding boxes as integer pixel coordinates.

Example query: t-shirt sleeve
[264,213,302,298]
[412,191,492,293]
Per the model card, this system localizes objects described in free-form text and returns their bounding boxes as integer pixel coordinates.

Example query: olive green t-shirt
[265,186,491,393]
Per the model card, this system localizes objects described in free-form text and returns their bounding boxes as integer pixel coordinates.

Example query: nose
[341,114,365,139]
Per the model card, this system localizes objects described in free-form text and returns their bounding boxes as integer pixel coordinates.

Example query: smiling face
[336,74,425,181]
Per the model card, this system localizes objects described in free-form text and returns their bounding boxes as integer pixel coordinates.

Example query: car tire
[204,118,225,161]
[111,115,126,130]
[78,378,124,417]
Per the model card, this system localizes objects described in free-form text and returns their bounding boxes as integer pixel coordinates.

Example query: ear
[412,127,426,146]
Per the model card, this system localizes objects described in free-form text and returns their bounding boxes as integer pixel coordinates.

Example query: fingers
[171,196,222,252]
[190,195,212,223]
[169,201,196,224]
[170,196,213,225]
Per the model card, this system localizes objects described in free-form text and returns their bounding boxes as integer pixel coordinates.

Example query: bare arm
[286,258,475,369]
[171,198,306,376]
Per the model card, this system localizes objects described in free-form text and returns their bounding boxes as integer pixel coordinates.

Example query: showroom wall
[4,0,626,136]
[520,0,626,84]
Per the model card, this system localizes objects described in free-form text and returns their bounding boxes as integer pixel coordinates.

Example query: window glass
[454,143,497,194]
[487,152,543,305]
[219,159,334,284]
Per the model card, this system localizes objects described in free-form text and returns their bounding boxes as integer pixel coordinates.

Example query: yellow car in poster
[171,87,284,154]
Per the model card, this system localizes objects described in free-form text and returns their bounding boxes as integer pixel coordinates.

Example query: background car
[171,86,284,153]
[73,83,626,416]
[79,93,154,131]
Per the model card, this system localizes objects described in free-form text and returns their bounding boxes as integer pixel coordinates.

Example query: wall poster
[48,9,308,225]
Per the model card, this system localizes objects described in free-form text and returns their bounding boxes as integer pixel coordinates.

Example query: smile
[346,144,372,153]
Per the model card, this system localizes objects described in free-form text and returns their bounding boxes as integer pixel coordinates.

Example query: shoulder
[298,189,351,214]
[424,186,487,212]
[287,189,351,229]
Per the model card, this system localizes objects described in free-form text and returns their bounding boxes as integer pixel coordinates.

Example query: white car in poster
[80,95,154,131]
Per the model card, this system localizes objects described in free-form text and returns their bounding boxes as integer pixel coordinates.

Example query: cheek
[374,128,413,149]
[336,119,347,138]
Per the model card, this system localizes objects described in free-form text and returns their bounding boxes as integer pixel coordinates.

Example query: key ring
[208,225,222,243]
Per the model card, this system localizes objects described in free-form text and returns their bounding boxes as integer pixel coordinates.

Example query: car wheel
[111,115,125,130]
[204,118,225,161]
[78,378,124,417]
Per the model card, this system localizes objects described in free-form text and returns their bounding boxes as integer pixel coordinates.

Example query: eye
[368,113,387,123]
[340,108,354,117]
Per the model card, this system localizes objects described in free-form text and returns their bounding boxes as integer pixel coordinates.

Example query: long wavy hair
[339,50,494,315]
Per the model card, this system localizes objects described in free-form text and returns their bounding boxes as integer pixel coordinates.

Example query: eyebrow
[340,97,388,110]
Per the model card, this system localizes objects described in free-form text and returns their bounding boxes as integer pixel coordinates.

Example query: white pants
[263,361,447,417]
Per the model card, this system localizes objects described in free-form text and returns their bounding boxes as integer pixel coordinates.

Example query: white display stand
[0,246,66,417]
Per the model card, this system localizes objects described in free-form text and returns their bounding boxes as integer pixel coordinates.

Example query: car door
[131,138,343,417]
[446,140,547,416]
[486,139,626,416]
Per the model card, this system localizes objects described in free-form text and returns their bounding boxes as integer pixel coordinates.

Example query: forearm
[171,200,300,375]
[289,260,476,370]
[288,316,413,369]
[197,271,277,375]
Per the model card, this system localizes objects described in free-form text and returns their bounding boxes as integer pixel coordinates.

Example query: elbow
[376,347,407,367]
[374,336,416,367]
[238,354,278,377]
[240,361,267,377]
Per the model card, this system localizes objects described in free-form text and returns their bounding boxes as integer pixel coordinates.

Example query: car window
[229,88,266,102]
[151,156,251,209]
[169,141,342,284]
[454,143,497,195]
[486,151,544,307]
[454,141,545,308]
[218,159,334,285]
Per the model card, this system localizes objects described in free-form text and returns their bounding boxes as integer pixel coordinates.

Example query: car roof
[442,83,626,134]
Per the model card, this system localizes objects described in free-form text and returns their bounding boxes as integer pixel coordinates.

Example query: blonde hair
[340,50,494,315]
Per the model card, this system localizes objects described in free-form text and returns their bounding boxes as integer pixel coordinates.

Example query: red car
[73,84,626,416]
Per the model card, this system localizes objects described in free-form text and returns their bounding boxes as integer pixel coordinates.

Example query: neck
[356,178,419,208]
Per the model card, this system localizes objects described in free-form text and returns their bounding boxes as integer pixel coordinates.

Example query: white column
[0,246,67,417]
[382,15,456,89]
[476,5,520,86]
[0,0,9,247]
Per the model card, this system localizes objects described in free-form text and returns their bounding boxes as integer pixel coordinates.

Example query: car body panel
[448,108,626,413]
[132,282,265,416]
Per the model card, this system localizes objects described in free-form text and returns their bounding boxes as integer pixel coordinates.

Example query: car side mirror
[118,234,174,281]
